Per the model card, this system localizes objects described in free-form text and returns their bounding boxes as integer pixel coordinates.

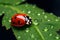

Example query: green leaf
[0,4,60,40]
[0,0,25,5]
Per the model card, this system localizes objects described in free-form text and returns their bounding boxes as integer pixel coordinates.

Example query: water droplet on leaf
[31,34,34,38]
[22,10,25,13]
[44,15,47,19]
[50,13,53,15]
[33,20,39,26]
[0,14,2,15]
[33,5,36,8]
[3,20,5,22]
[55,19,59,22]
[49,33,52,36]
[18,36,21,39]
[22,0,25,1]
[2,11,5,13]
[48,20,50,21]
[55,36,59,39]
[28,11,31,14]
[26,28,29,33]
[9,20,11,22]
[25,4,28,7]
[37,13,40,16]
[44,27,48,32]
[51,26,54,29]
[42,12,45,14]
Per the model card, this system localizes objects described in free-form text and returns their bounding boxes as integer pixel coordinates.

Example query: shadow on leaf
[12,24,32,31]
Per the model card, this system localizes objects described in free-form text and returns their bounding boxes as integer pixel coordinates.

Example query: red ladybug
[11,13,32,27]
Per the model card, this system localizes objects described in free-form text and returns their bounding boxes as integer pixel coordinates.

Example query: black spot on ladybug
[15,16,16,19]
[18,20,21,24]
[12,22,15,24]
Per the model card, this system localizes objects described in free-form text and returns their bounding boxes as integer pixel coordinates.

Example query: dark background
[21,0,60,16]
[0,0,60,40]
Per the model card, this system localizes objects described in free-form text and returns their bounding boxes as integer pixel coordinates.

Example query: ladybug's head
[25,16,32,25]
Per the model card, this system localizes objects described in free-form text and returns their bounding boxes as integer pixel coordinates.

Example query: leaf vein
[34,26,45,40]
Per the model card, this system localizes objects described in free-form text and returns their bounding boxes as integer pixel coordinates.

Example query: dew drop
[44,27,48,32]
[55,36,59,39]
[0,14,2,15]
[55,19,59,22]
[50,13,53,15]
[9,20,11,22]
[18,36,21,39]
[29,17,32,19]
[49,33,52,36]
[34,23,38,26]
[48,19,50,21]
[44,15,47,19]
[42,12,45,14]
[2,11,5,13]
[58,17,60,19]
[37,13,40,16]
[22,0,25,1]
[26,28,29,33]
[16,2,20,5]
[5,5,8,7]
[31,34,34,38]
[9,10,12,13]
[33,5,36,8]
[28,11,31,14]
[51,26,54,29]
[33,20,38,26]
[35,39,37,40]
[3,20,5,22]
[25,4,28,7]
[22,10,25,13]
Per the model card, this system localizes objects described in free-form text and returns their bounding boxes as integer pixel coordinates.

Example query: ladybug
[11,13,32,27]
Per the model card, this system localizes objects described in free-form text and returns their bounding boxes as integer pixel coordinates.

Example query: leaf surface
[0,3,60,40]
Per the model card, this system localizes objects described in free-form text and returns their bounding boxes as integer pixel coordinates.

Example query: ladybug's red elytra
[11,13,32,27]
